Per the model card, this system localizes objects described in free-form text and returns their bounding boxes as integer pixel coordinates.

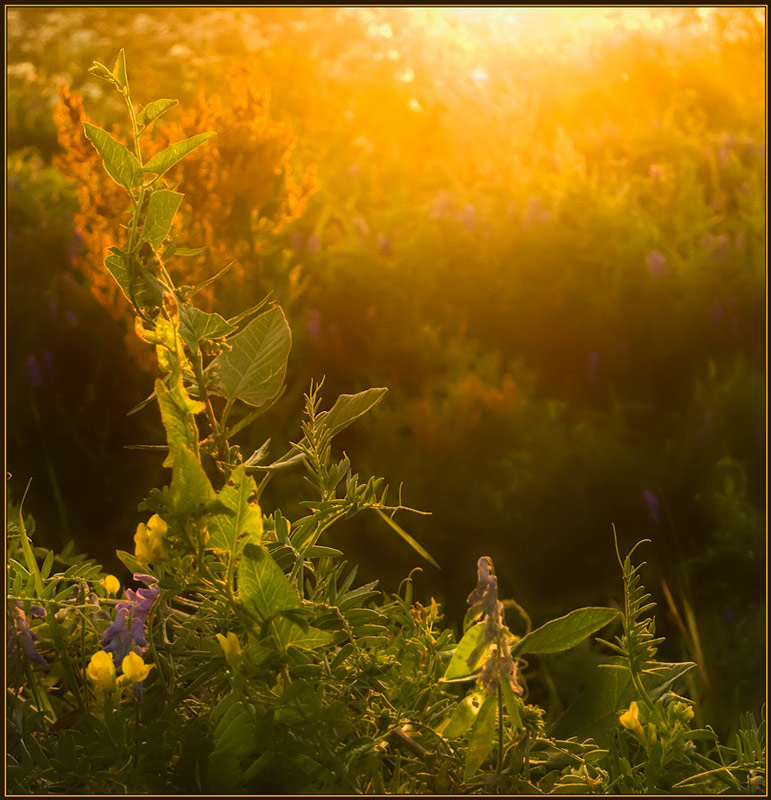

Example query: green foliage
[6,48,764,796]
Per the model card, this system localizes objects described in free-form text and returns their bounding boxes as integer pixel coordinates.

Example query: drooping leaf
[207,465,263,553]
[178,306,237,355]
[442,691,487,739]
[169,445,215,517]
[512,607,620,656]
[83,123,142,191]
[237,543,300,623]
[137,98,178,130]
[464,692,497,780]
[143,131,217,177]
[500,678,524,730]
[206,307,292,408]
[442,622,490,681]
[141,189,183,249]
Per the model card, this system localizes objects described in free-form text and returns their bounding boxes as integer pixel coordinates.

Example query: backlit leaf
[464,692,497,780]
[141,189,183,249]
[143,131,217,177]
[238,543,300,623]
[83,123,142,191]
[137,98,178,129]
[443,622,490,681]
[207,465,263,553]
[206,307,291,408]
[513,607,619,656]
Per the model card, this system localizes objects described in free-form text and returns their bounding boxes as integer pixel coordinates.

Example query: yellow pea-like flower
[216,632,243,667]
[134,514,167,566]
[101,574,121,595]
[619,701,647,745]
[121,651,154,684]
[87,650,116,691]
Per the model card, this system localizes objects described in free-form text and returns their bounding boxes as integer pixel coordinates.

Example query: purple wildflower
[643,489,661,524]
[645,250,667,278]
[101,576,159,666]
[8,601,47,668]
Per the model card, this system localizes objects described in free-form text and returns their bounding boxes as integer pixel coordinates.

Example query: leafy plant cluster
[7,52,765,796]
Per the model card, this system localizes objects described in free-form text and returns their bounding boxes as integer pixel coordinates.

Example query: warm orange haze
[6,7,766,792]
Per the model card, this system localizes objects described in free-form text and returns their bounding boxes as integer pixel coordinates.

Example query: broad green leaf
[112,49,128,91]
[464,692,497,780]
[83,123,142,191]
[443,691,486,739]
[141,190,183,249]
[156,378,200,466]
[273,618,333,651]
[104,248,164,312]
[143,131,217,177]
[443,622,490,681]
[207,465,263,553]
[115,549,142,576]
[512,607,619,656]
[238,543,300,623]
[178,306,237,355]
[169,445,215,517]
[375,509,440,569]
[137,98,178,129]
[206,307,291,408]
[319,388,388,436]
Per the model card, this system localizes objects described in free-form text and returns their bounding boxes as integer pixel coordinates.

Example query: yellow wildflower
[120,651,154,684]
[101,574,121,595]
[216,632,243,668]
[619,701,647,746]
[134,514,167,566]
[87,650,116,692]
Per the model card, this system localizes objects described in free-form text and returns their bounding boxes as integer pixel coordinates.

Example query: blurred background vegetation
[6,7,765,738]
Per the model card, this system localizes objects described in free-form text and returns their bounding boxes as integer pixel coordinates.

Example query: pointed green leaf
[116,549,142,576]
[143,131,217,177]
[206,307,291,408]
[375,509,439,569]
[512,607,620,657]
[88,60,116,84]
[137,98,178,129]
[174,246,206,257]
[500,678,523,730]
[141,189,183,249]
[207,465,263,553]
[238,543,300,623]
[443,622,490,681]
[274,618,334,651]
[112,49,128,91]
[443,691,486,739]
[179,306,237,355]
[464,693,497,780]
[319,388,388,436]
[169,446,215,517]
[83,122,142,191]
[156,378,200,466]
